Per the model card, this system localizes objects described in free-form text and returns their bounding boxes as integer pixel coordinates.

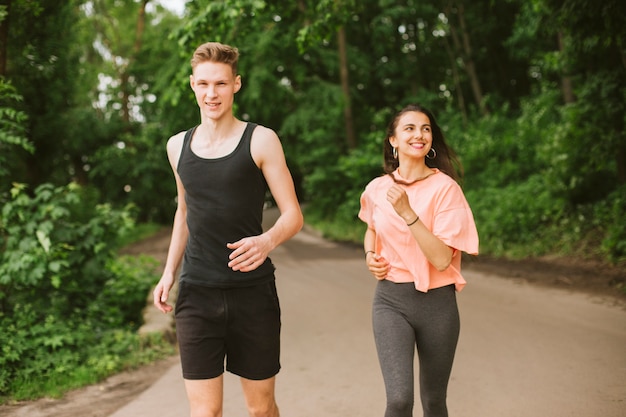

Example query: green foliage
[465,177,567,257]
[91,255,161,328]
[302,107,391,221]
[434,95,624,264]
[281,80,346,171]
[295,0,362,53]
[593,185,626,263]
[88,125,176,223]
[0,183,170,400]
[550,72,625,204]
[2,1,187,223]
[180,0,267,47]
[1,324,174,401]
[6,1,88,186]
[115,222,164,249]
[0,183,132,296]
[303,206,367,244]
[0,78,33,188]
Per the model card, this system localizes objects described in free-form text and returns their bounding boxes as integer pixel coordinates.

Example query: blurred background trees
[1,0,624,267]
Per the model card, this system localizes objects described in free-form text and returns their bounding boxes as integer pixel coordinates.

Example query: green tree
[5,1,88,186]
[83,0,187,222]
[509,0,626,200]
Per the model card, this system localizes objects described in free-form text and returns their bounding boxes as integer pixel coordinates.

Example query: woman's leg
[415,285,460,417]
[373,281,417,417]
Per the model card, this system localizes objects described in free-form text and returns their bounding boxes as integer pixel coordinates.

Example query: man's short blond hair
[190,42,239,75]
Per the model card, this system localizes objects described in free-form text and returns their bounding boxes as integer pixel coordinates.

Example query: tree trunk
[446,2,489,116]
[337,26,356,149]
[557,31,575,104]
[457,3,488,115]
[442,34,468,125]
[617,144,626,184]
[0,0,11,76]
[134,0,148,56]
[71,155,89,186]
[121,0,149,126]
[297,0,309,25]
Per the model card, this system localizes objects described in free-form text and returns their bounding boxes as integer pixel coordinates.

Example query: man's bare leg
[184,375,224,417]
[241,376,280,417]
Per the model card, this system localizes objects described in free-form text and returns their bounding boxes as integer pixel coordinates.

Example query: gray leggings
[373,280,460,417]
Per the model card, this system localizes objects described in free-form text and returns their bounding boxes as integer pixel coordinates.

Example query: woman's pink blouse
[359,169,479,292]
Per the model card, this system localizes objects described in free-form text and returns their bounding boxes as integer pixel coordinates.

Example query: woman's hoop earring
[392,147,398,159]
[426,148,437,159]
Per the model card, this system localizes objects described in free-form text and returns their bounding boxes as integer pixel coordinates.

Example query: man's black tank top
[177,122,275,288]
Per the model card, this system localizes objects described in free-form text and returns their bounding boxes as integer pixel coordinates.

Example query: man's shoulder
[167,129,189,148]
[249,123,284,167]
[250,123,281,151]
[165,130,191,166]
[250,123,277,140]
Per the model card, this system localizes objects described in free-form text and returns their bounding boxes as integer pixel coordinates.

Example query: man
[153,42,303,417]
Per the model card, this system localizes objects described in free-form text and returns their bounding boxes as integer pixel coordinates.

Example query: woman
[358,104,479,417]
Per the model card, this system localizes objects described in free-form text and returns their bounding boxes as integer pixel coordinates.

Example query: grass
[2,331,175,404]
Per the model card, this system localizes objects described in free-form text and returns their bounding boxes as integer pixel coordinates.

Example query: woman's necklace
[388,170,435,185]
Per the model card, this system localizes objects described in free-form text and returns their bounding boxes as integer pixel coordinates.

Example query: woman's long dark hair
[383,104,462,183]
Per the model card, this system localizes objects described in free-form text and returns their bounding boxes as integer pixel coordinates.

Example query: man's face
[190,61,241,121]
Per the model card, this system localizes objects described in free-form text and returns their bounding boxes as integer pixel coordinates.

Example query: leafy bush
[0,183,170,401]
[0,183,133,314]
[93,255,160,328]
[465,175,568,257]
[594,185,626,263]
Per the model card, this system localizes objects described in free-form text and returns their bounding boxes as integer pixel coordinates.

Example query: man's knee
[247,402,279,417]
[241,375,278,417]
[190,404,222,417]
[185,377,224,417]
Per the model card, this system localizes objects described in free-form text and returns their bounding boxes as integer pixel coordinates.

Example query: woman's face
[389,111,433,160]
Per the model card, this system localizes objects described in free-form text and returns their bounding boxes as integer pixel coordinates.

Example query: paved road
[110,219,626,417]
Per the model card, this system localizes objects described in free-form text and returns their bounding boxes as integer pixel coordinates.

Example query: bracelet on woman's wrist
[365,250,375,257]
[406,216,419,226]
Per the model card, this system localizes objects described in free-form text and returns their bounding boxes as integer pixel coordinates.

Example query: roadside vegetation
[0,183,174,403]
[1,0,624,404]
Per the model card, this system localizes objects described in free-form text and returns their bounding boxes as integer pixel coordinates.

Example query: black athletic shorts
[174,279,281,380]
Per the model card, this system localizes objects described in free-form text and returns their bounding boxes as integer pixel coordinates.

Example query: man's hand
[227,234,273,272]
[153,274,175,313]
